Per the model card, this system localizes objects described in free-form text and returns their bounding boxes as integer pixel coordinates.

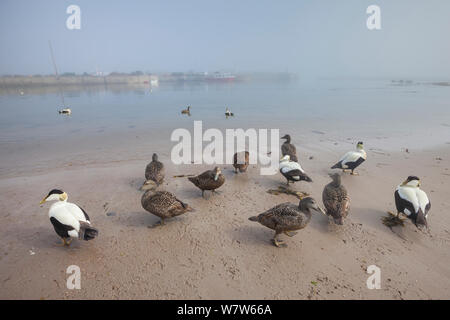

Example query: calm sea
[0,78,449,176]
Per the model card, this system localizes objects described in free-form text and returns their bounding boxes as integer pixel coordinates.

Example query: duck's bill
[214,173,219,181]
[317,206,326,215]
[39,197,47,205]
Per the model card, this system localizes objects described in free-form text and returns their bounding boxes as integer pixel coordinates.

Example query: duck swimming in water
[225,107,234,117]
[39,189,98,246]
[249,197,325,247]
[279,155,312,185]
[181,106,191,115]
[145,153,165,187]
[281,134,298,162]
[58,108,71,115]
[394,176,430,229]
[322,173,350,225]
[233,151,249,173]
[188,167,225,198]
[141,190,193,227]
[331,141,367,175]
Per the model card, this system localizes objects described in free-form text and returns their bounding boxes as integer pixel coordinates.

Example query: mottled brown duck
[233,151,249,173]
[322,173,350,225]
[281,134,298,162]
[249,197,325,247]
[145,153,165,186]
[188,167,225,198]
[141,190,193,227]
[181,106,191,115]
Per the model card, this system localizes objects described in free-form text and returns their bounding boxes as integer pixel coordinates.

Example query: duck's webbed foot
[57,237,72,246]
[284,231,298,237]
[149,219,165,228]
[350,171,359,175]
[272,232,287,247]
[271,238,287,248]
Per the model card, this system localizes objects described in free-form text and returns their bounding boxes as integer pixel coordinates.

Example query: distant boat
[206,72,236,82]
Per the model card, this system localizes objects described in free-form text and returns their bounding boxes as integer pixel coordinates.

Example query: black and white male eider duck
[233,151,249,173]
[331,141,367,175]
[279,155,312,185]
[141,190,193,227]
[225,107,234,117]
[58,108,71,115]
[322,173,350,225]
[39,189,98,246]
[144,153,165,187]
[249,197,325,247]
[181,106,191,115]
[188,167,225,198]
[281,134,298,162]
[394,176,431,228]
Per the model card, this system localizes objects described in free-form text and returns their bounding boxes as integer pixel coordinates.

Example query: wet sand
[0,140,449,299]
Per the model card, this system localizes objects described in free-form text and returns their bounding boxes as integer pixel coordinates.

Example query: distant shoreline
[0,72,298,89]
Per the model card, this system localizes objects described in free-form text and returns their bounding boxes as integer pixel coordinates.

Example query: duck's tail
[79,222,99,241]
[248,216,259,222]
[331,161,342,169]
[188,177,198,184]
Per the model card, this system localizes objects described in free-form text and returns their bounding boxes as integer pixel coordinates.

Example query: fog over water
[1,1,450,177]
[1,0,450,78]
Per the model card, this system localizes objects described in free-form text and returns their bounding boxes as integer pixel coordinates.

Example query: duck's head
[213,167,222,181]
[280,155,290,163]
[281,134,291,142]
[401,176,420,187]
[40,189,67,204]
[329,172,342,186]
[152,153,158,161]
[356,141,364,150]
[299,197,326,215]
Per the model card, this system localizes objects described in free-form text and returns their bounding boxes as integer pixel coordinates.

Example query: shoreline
[0,143,449,299]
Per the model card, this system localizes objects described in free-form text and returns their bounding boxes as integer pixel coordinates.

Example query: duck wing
[256,203,304,230]
[322,184,350,221]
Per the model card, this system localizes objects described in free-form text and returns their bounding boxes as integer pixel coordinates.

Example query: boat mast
[48,40,66,107]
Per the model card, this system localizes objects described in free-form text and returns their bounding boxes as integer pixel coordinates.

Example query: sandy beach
[1,137,449,300]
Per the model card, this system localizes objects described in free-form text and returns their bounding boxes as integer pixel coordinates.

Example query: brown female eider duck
[322,173,350,225]
[233,151,249,173]
[249,197,325,247]
[145,153,165,186]
[281,134,298,162]
[188,167,225,198]
[141,190,193,227]
[181,106,191,115]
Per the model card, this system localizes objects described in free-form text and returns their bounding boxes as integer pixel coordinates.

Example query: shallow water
[0,78,449,177]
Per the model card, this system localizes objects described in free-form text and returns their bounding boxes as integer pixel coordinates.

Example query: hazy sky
[1,0,449,78]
